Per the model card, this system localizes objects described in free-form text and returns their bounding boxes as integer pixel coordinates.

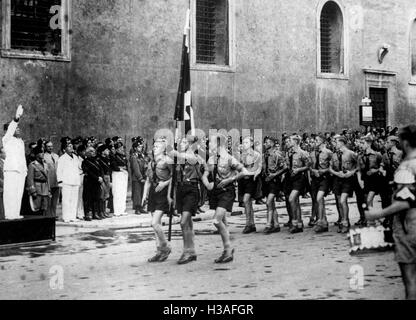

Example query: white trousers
[3,171,26,220]
[61,185,79,222]
[77,179,84,219]
[112,171,128,216]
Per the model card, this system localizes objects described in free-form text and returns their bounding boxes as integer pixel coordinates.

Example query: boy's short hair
[336,136,347,145]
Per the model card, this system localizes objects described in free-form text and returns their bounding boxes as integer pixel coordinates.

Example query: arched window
[319,1,344,74]
[411,19,416,77]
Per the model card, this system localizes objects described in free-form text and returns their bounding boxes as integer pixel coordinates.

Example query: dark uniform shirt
[82,157,104,185]
[359,149,383,176]
[331,149,358,173]
[286,148,310,171]
[263,147,286,176]
[207,153,243,185]
[241,149,262,173]
[97,156,112,176]
[383,148,403,182]
[146,156,172,185]
[310,147,333,171]
[177,153,207,183]
[110,153,128,172]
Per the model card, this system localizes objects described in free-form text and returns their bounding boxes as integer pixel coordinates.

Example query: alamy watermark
[49,265,64,291]
[349,265,365,290]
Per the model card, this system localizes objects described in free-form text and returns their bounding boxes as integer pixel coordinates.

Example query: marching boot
[158,246,172,262]
[177,252,197,265]
[148,247,163,263]
[215,249,235,264]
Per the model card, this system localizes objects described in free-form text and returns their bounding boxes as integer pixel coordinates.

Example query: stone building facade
[0,0,416,147]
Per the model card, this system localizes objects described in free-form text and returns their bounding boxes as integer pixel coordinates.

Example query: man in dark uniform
[82,147,105,221]
[329,136,359,233]
[360,136,384,209]
[352,137,368,227]
[380,135,403,228]
[26,146,51,216]
[262,137,286,234]
[96,144,113,218]
[366,125,416,300]
[285,135,311,234]
[310,135,333,233]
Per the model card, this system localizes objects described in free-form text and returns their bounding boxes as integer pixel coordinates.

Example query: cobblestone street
[0,196,404,300]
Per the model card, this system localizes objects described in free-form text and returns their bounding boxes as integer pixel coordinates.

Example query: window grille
[196,0,229,65]
[320,1,343,74]
[10,0,62,55]
[320,11,332,73]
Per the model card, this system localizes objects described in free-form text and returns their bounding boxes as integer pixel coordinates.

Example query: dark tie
[338,152,343,172]
[365,154,370,173]
[265,152,269,174]
[289,153,294,171]
[389,152,394,169]
[315,151,321,170]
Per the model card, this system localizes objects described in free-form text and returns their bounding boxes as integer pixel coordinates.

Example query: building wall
[0,0,416,148]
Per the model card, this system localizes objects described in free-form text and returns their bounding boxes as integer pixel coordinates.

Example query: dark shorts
[239,177,257,197]
[393,214,416,264]
[310,176,331,196]
[176,183,200,216]
[263,177,281,196]
[209,185,235,213]
[333,177,354,197]
[364,174,384,194]
[283,173,308,196]
[148,185,169,213]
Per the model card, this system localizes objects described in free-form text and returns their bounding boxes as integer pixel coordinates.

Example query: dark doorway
[369,88,387,128]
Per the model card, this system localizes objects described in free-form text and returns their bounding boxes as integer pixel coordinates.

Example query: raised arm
[3,105,24,143]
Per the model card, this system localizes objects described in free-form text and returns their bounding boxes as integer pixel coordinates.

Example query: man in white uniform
[2,105,27,220]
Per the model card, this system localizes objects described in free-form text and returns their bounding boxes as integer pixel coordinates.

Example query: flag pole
[168,121,177,242]
[168,8,191,242]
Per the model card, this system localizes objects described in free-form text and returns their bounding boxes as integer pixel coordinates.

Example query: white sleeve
[2,121,18,144]
[57,156,64,184]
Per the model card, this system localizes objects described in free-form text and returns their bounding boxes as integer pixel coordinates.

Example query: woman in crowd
[110,142,129,216]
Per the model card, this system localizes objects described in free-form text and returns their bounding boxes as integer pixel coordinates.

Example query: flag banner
[174,9,195,137]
